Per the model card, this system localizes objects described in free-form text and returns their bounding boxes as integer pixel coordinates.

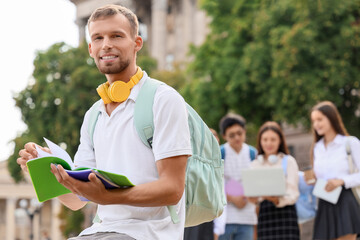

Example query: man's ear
[88,42,93,57]
[222,134,228,142]
[134,35,143,52]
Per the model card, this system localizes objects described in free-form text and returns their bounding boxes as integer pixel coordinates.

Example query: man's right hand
[17,142,50,173]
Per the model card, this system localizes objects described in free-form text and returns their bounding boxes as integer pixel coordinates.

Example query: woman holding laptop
[310,101,360,240]
[250,121,300,240]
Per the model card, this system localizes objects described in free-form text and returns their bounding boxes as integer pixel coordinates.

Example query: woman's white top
[314,134,360,189]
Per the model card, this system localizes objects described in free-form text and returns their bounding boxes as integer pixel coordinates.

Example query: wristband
[302,166,313,171]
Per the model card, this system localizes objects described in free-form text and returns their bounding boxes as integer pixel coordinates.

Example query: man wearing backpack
[217,113,258,240]
[17,4,193,240]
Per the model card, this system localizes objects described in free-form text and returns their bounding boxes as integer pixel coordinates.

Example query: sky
[0,0,78,161]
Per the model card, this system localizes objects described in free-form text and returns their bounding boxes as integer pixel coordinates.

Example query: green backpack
[87,78,226,227]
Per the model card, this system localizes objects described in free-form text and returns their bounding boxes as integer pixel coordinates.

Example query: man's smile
[100,55,118,61]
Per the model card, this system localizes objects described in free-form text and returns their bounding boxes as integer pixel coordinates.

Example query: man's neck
[105,102,121,117]
[230,143,243,153]
[106,65,138,84]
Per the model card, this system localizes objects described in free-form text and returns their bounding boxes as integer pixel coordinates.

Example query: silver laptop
[241,168,286,197]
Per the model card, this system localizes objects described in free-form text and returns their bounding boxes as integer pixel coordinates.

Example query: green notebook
[27,138,134,202]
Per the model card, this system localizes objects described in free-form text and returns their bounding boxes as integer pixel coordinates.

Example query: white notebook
[241,168,286,197]
[312,178,342,204]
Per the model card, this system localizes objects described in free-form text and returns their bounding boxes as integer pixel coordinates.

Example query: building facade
[0,161,62,240]
[282,124,313,170]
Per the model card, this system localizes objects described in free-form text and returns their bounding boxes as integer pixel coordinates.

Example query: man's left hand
[50,164,109,203]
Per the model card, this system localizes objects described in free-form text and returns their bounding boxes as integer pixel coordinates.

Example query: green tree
[152,63,188,91]
[58,208,85,238]
[7,42,104,182]
[187,0,360,136]
[137,42,158,75]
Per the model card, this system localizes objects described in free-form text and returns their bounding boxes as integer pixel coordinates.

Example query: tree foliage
[152,63,189,91]
[7,42,104,182]
[137,43,158,75]
[186,0,360,136]
[58,207,85,238]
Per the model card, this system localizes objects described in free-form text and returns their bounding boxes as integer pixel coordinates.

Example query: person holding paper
[17,4,192,240]
[218,113,258,240]
[310,101,360,240]
[250,121,300,240]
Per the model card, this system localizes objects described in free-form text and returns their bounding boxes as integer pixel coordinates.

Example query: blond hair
[88,4,139,37]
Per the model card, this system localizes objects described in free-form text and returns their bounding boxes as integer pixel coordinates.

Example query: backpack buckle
[147,137,153,148]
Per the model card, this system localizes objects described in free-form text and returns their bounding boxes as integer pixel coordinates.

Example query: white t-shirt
[74,72,192,240]
[223,143,257,225]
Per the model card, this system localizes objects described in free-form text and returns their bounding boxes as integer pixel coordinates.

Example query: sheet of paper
[35,145,52,158]
[312,178,342,204]
[44,137,74,169]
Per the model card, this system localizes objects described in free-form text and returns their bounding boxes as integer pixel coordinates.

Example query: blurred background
[1,0,359,239]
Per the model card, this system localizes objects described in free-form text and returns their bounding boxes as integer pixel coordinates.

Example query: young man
[218,113,257,240]
[17,4,192,240]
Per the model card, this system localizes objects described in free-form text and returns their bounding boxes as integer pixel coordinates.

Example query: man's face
[223,124,246,150]
[88,14,140,74]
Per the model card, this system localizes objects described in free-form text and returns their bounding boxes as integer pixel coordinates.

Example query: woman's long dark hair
[256,121,289,156]
[310,101,349,165]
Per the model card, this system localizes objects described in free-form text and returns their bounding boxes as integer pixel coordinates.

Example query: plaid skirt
[314,188,360,239]
[257,200,300,240]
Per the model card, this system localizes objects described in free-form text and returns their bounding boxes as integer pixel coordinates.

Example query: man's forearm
[99,175,185,206]
[97,156,188,207]
[58,193,87,210]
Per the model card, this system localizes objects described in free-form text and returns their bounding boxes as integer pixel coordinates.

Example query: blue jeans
[219,224,254,240]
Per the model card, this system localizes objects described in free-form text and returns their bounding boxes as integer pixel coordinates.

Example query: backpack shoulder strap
[220,144,225,160]
[281,155,289,175]
[87,100,102,147]
[220,144,256,161]
[249,145,257,161]
[133,78,180,224]
[133,78,164,148]
[345,136,352,155]
[345,136,356,173]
